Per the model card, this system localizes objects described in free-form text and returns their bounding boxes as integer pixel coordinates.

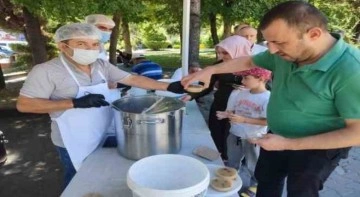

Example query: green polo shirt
[252,34,360,138]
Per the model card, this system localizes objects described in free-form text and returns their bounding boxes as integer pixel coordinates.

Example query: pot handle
[137,118,165,124]
[123,117,132,129]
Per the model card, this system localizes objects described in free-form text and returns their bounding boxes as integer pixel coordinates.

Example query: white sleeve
[171,68,183,81]
[20,64,55,99]
[226,90,240,111]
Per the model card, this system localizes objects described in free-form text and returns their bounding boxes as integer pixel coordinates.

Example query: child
[216,67,271,197]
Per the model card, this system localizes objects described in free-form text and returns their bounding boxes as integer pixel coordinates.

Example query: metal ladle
[141,97,165,114]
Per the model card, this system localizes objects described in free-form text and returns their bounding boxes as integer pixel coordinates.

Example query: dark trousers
[255,146,351,197]
[208,102,230,160]
[56,146,76,190]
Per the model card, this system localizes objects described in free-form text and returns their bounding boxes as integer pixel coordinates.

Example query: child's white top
[227,89,270,138]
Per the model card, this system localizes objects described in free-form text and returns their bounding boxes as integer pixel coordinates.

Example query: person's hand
[180,95,192,102]
[228,113,246,123]
[72,94,109,108]
[181,66,215,89]
[167,81,185,94]
[108,82,117,89]
[248,133,291,151]
[216,111,230,120]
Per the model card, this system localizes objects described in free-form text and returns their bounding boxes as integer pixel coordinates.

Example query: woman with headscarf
[190,35,252,161]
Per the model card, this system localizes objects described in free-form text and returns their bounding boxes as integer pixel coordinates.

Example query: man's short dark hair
[259,1,328,34]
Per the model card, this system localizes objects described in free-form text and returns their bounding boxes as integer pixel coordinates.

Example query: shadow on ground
[0,109,63,197]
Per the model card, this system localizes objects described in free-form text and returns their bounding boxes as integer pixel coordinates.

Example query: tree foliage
[142,25,168,50]
[311,0,359,42]
[0,0,358,71]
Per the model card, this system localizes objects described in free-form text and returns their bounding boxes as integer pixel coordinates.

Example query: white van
[0,40,28,50]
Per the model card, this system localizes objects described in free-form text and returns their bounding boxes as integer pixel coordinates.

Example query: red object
[234,67,272,80]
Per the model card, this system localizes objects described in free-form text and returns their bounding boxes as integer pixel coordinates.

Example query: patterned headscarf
[234,67,272,80]
[215,35,252,59]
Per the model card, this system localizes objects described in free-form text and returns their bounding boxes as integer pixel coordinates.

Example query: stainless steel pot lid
[112,95,185,114]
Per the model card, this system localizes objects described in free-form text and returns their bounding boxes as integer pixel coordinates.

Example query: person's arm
[252,119,360,151]
[17,93,109,114]
[16,64,74,114]
[252,73,360,150]
[120,74,168,91]
[228,114,267,126]
[188,75,218,99]
[182,56,255,88]
[17,95,74,114]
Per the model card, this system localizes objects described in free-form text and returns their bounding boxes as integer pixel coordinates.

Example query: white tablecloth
[61,101,234,197]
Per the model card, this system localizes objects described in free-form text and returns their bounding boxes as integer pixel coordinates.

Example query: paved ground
[1,80,360,197]
[0,110,63,197]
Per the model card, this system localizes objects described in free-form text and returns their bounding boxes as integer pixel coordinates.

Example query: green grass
[142,49,216,71]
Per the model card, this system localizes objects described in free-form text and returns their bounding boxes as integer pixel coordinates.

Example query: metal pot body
[112,95,184,160]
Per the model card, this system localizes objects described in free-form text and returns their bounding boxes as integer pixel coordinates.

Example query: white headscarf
[216,35,252,59]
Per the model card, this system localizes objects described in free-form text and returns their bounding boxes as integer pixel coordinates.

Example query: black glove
[72,94,109,108]
[167,81,185,94]
[186,92,204,100]
[116,83,131,89]
[186,82,207,100]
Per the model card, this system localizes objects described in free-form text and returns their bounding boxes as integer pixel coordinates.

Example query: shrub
[143,26,168,50]
[173,44,181,49]
[143,41,168,51]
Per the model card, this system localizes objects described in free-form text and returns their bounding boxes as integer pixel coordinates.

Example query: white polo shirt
[252,44,267,55]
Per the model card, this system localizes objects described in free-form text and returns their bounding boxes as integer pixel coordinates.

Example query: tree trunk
[189,0,201,65]
[223,19,232,39]
[209,12,219,46]
[109,11,122,65]
[222,0,233,39]
[22,7,47,66]
[121,18,132,54]
[0,65,5,90]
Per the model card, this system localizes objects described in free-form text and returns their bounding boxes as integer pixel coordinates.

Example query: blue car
[0,46,14,58]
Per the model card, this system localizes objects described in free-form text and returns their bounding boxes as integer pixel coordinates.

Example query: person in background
[116,49,132,66]
[182,1,360,196]
[235,25,273,90]
[217,67,271,197]
[171,62,202,81]
[131,53,163,80]
[85,14,115,60]
[187,35,252,161]
[16,23,185,189]
[233,24,250,35]
[235,26,267,55]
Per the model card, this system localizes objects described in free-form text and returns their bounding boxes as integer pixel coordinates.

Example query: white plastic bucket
[127,154,210,197]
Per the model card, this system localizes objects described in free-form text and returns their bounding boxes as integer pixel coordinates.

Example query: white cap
[85,14,115,27]
[54,23,101,43]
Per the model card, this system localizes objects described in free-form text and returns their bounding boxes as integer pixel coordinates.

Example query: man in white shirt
[85,14,115,60]
[235,26,267,55]
[171,62,202,81]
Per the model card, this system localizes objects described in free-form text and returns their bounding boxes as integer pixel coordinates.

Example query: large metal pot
[112,95,185,160]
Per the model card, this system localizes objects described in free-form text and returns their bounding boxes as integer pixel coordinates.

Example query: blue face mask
[100,31,111,43]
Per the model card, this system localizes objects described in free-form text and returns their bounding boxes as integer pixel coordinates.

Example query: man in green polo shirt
[182,1,360,197]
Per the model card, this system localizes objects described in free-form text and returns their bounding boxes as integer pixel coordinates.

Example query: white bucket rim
[127,154,210,197]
